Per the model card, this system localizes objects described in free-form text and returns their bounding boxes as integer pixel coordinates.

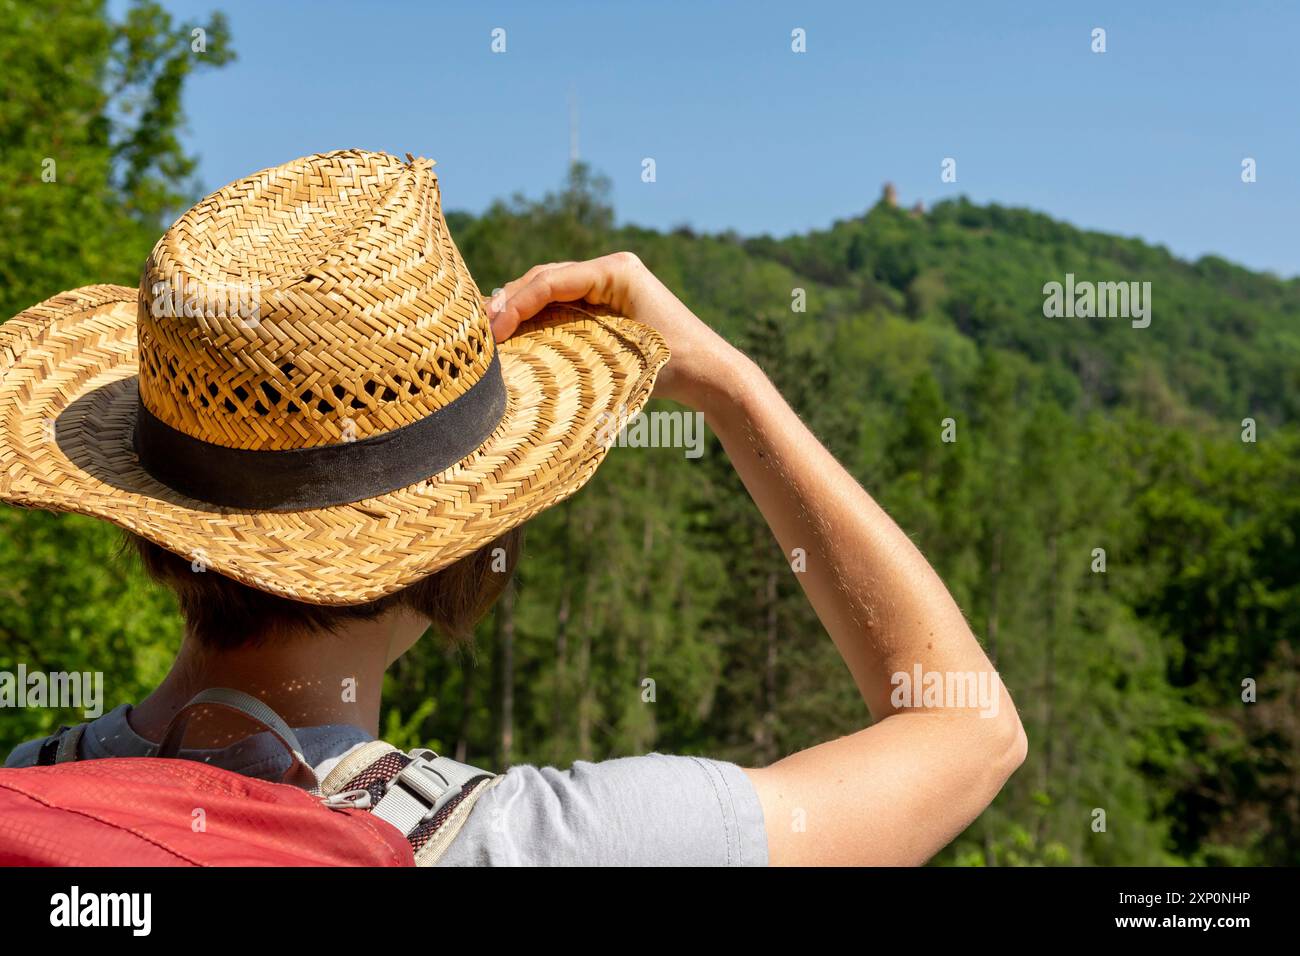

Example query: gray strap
[156,687,319,791]
[371,778,428,836]
[54,723,87,764]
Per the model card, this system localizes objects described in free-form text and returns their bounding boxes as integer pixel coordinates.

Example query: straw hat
[0,149,668,605]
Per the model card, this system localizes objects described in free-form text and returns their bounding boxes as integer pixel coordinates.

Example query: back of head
[124,527,522,650]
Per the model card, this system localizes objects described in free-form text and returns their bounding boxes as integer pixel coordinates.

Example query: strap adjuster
[370,751,486,836]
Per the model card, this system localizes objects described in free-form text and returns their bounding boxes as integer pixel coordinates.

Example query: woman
[1,151,1025,866]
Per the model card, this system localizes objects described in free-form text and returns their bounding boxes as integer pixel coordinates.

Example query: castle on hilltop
[880,182,926,217]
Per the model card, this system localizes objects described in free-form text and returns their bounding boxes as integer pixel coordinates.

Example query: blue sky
[137,0,1298,277]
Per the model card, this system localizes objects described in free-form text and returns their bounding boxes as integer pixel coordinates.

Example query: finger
[494,262,574,312]
[512,261,573,290]
[486,263,574,338]
[491,261,608,341]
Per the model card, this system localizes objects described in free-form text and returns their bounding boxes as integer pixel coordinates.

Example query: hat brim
[0,284,669,605]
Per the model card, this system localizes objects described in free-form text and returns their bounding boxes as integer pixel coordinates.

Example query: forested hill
[749,194,1299,425]
[445,172,1300,867]
[453,176,1300,450]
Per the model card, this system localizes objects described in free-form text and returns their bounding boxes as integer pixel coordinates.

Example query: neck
[128,611,426,747]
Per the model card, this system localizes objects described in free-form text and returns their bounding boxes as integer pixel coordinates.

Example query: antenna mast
[568,87,579,167]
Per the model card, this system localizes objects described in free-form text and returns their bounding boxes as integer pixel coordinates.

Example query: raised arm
[490,253,1027,866]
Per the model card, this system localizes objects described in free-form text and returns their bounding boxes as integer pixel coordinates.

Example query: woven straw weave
[0,150,669,604]
[139,149,493,449]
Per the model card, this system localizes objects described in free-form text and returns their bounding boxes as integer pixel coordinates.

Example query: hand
[486,252,746,411]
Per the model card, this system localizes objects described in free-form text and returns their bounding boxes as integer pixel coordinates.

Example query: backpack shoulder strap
[55,723,87,763]
[320,741,496,867]
[34,723,88,765]
[410,773,500,866]
[36,689,318,794]
[157,687,320,792]
[30,693,494,866]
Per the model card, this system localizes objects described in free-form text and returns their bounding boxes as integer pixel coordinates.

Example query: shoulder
[3,705,136,769]
[3,736,45,768]
[437,752,768,866]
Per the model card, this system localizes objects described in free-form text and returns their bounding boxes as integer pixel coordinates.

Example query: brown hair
[123,528,523,650]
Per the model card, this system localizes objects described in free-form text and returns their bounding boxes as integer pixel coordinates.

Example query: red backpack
[0,688,497,867]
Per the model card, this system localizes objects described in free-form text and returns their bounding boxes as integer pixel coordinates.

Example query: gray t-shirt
[4,704,768,866]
